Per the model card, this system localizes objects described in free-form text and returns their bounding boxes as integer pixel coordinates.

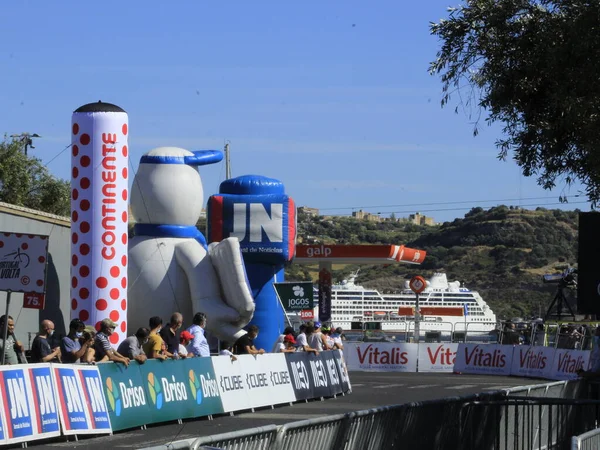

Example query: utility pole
[9,133,41,156]
[224,141,231,179]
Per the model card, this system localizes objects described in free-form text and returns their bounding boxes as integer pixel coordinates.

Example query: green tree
[0,136,70,216]
[430,0,600,205]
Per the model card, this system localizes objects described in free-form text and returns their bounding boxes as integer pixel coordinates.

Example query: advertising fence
[0,351,350,446]
[345,341,592,381]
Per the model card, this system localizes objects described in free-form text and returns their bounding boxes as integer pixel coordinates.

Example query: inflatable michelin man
[127,147,255,342]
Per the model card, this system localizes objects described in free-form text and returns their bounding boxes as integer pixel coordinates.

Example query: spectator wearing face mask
[31,320,61,363]
[143,316,169,360]
[61,319,90,364]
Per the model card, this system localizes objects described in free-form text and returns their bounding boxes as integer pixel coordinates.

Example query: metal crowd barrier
[572,428,600,450]
[143,380,596,450]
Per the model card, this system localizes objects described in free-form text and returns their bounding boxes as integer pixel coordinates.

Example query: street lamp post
[9,133,41,156]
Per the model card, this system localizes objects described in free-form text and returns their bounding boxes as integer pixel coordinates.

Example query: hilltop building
[408,212,435,226]
[352,209,381,222]
[298,206,319,217]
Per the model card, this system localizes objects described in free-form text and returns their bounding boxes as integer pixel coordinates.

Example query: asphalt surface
[24,371,549,449]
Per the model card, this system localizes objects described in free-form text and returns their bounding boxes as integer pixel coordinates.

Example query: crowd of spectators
[0,313,346,366]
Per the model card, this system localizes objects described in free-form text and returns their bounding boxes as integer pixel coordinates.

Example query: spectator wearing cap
[143,316,169,360]
[95,318,130,366]
[160,312,183,357]
[308,321,330,351]
[277,334,298,353]
[61,319,90,363]
[178,331,194,358]
[270,326,295,353]
[117,328,149,364]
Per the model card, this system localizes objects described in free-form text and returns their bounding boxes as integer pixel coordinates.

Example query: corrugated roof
[0,201,70,227]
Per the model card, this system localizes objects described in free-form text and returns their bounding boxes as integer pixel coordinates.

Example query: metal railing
[572,428,600,450]
[143,380,594,450]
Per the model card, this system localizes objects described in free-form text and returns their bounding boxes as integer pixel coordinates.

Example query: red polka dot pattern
[70,113,129,346]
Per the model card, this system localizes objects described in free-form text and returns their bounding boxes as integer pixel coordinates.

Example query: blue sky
[1,1,591,223]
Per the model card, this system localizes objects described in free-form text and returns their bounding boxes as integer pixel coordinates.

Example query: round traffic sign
[409,275,427,294]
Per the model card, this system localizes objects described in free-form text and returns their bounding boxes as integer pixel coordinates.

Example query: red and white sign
[0,233,48,294]
[23,292,45,310]
[510,345,555,379]
[454,343,513,376]
[300,310,314,320]
[345,342,418,372]
[418,343,458,372]
[409,275,427,294]
[71,103,129,345]
[548,348,589,380]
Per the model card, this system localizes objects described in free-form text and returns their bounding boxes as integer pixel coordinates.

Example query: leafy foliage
[0,136,70,216]
[430,0,600,205]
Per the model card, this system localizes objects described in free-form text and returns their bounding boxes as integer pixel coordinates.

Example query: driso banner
[98,362,152,431]
[179,357,224,417]
[138,359,223,422]
[274,282,314,311]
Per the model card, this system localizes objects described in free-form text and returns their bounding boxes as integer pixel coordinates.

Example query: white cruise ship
[304,271,497,334]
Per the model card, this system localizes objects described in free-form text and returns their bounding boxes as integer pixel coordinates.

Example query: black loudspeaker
[577,212,600,315]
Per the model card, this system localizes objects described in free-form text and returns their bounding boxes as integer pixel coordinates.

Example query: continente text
[101,133,117,260]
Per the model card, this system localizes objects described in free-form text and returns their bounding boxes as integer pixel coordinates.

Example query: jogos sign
[273,282,314,312]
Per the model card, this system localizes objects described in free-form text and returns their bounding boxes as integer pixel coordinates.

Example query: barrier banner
[453,344,513,376]
[237,354,295,408]
[53,365,110,435]
[345,342,418,372]
[320,351,343,396]
[258,354,296,404]
[306,352,333,398]
[97,361,152,431]
[211,355,251,412]
[418,343,458,373]
[76,366,111,432]
[0,366,35,444]
[331,350,351,393]
[179,357,224,417]
[137,358,224,422]
[548,348,590,380]
[28,365,61,438]
[510,346,555,379]
[284,352,315,401]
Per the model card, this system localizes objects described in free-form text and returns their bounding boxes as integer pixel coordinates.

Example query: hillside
[285,206,581,320]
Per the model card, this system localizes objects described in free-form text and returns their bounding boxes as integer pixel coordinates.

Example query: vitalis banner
[345,343,418,372]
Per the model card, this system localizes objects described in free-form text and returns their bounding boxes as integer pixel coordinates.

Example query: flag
[464,304,469,316]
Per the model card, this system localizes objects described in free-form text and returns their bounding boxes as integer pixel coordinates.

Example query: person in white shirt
[186,312,210,357]
[219,344,237,361]
[271,326,295,353]
[331,327,344,350]
[178,331,193,357]
[296,324,319,355]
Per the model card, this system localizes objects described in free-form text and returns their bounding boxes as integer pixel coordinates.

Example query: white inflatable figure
[128,147,255,342]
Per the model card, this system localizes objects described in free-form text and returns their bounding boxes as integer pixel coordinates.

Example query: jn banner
[0,367,35,444]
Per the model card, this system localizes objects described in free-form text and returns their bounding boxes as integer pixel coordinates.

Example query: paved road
[36,372,547,449]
